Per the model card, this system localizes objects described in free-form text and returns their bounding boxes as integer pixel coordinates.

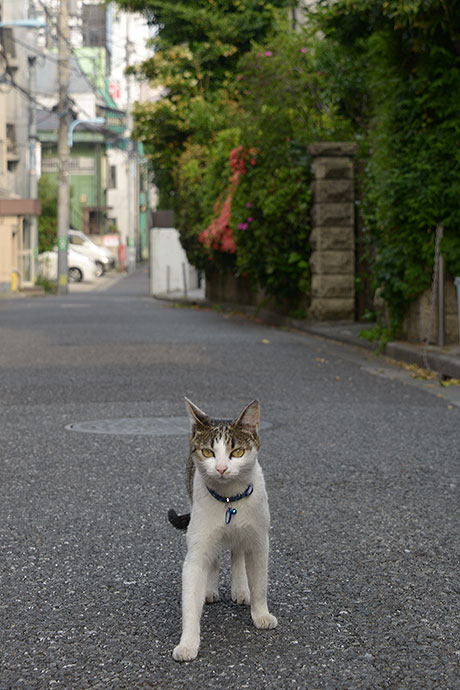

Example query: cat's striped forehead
[190,418,259,451]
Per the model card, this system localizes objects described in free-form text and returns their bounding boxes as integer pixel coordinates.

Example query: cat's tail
[168,508,190,530]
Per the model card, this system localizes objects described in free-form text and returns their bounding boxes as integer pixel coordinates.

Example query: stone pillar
[308,142,357,321]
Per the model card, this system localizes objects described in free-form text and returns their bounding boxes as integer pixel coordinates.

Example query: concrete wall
[149,227,199,296]
[403,275,460,345]
[205,269,262,306]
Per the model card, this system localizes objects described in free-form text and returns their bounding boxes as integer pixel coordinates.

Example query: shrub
[229,28,352,311]
[175,128,241,273]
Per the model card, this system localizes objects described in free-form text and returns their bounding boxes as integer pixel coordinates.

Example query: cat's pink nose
[217,466,227,477]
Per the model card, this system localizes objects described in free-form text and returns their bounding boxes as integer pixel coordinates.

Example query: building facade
[1,1,154,292]
[0,1,42,292]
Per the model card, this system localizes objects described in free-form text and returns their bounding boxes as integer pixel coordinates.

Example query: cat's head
[185,398,260,486]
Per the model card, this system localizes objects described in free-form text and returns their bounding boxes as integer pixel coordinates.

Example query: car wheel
[95,261,105,278]
[68,267,83,282]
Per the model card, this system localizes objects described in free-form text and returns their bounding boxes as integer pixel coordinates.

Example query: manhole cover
[66,417,272,436]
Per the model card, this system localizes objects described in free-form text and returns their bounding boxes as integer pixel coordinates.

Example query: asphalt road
[1,268,459,689]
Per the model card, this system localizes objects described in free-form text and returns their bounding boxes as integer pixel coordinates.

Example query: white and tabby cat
[168,397,277,662]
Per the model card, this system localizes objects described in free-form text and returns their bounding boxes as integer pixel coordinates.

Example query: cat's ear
[184,397,210,428]
[235,400,260,433]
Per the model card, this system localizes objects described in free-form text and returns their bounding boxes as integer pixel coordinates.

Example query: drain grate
[66,417,272,436]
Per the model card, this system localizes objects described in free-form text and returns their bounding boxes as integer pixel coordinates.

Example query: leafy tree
[115,0,291,83]
[115,0,291,204]
[38,176,58,253]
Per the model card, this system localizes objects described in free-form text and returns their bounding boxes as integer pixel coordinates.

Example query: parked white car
[68,229,115,277]
[38,247,99,283]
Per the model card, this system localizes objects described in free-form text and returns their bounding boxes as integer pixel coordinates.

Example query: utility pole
[27,55,38,284]
[56,0,70,294]
[125,15,136,273]
[437,225,445,347]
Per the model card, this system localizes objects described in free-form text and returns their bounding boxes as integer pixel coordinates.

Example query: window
[6,123,17,155]
[81,4,106,47]
[0,27,16,60]
[109,165,117,189]
[69,235,84,246]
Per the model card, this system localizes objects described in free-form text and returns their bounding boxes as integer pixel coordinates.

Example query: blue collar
[206,483,254,524]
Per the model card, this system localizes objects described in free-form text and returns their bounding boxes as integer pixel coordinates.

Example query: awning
[0,199,41,216]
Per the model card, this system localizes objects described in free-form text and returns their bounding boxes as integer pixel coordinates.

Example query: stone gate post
[307,142,357,321]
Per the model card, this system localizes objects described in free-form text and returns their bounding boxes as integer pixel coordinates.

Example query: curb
[385,342,460,380]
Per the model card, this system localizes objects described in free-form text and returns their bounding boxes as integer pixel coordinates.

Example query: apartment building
[0,0,41,292]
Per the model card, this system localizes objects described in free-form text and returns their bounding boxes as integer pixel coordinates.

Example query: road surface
[1,268,459,689]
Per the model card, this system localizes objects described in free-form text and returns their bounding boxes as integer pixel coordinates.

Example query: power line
[2,3,142,177]
[2,36,106,122]
[5,1,150,118]
[35,0,116,107]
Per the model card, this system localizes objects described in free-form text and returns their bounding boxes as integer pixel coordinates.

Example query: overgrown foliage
[315,0,460,332]
[173,28,352,311]
[230,29,352,310]
[118,0,460,327]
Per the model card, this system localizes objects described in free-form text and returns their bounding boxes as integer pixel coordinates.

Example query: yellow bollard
[11,270,18,292]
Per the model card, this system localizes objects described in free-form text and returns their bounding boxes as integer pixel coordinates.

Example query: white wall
[106,147,129,243]
[150,228,200,295]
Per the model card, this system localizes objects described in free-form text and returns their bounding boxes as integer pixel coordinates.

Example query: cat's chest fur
[189,461,269,546]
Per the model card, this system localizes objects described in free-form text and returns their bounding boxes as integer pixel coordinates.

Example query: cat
[169,397,277,662]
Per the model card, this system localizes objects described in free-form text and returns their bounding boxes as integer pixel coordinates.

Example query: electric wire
[1,5,147,164]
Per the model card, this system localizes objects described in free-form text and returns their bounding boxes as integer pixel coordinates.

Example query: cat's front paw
[172,641,199,662]
[205,591,219,604]
[232,588,250,605]
[252,612,278,629]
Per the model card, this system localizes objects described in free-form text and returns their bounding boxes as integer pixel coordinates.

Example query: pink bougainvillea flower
[220,226,237,252]
[250,158,256,165]
[229,146,247,175]
[246,202,252,208]
[300,47,307,54]
[265,51,272,57]
[238,222,249,231]
[247,217,254,223]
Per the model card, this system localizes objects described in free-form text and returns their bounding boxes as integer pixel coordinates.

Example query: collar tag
[207,483,254,525]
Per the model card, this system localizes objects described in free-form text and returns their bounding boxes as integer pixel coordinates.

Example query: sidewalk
[68,270,127,293]
[154,288,460,380]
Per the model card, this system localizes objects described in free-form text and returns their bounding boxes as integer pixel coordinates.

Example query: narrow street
[1,268,459,689]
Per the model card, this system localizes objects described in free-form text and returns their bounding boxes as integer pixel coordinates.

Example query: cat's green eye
[231,448,245,458]
[201,448,214,458]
